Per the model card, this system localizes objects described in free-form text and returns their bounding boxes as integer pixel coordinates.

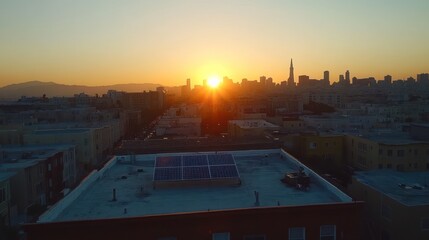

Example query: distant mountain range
[0,81,162,100]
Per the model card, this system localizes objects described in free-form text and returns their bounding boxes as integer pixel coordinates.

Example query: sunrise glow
[207,75,221,89]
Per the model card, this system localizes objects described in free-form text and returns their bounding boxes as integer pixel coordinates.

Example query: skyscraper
[345,70,350,84]
[288,59,295,86]
[324,71,330,83]
[186,78,191,90]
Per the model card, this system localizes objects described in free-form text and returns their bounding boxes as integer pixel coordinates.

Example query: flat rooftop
[0,144,74,169]
[32,128,90,135]
[0,171,16,182]
[40,149,351,222]
[354,170,429,206]
[229,120,279,129]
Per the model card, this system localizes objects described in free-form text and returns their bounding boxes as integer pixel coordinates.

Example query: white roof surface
[46,149,351,222]
[354,170,429,206]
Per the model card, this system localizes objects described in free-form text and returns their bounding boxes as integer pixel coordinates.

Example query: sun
[207,75,221,89]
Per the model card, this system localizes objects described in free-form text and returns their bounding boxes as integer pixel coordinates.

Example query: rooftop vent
[412,184,424,190]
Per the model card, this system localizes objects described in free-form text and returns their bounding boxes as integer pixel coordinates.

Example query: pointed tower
[288,59,295,86]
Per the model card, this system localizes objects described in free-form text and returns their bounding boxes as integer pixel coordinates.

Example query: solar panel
[154,153,240,186]
[155,156,182,167]
[183,155,208,166]
[154,167,182,181]
[183,166,210,180]
[209,165,239,178]
[208,154,235,165]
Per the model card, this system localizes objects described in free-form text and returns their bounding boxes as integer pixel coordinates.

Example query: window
[387,150,393,157]
[289,227,305,240]
[387,164,392,169]
[309,142,317,149]
[320,225,336,240]
[378,164,383,169]
[397,150,404,157]
[212,232,230,240]
[244,235,265,240]
[379,149,383,155]
[421,218,429,230]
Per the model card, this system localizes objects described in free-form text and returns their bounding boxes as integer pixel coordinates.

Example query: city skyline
[1,0,429,88]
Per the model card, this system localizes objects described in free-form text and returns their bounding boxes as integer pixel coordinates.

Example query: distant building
[307,91,344,108]
[235,97,268,119]
[288,59,295,86]
[281,117,306,132]
[323,70,330,85]
[228,119,279,138]
[345,132,429,171]
[339,74,345,83]
[23,125,119,171]
[27,149,362,240]
[384,75,392,85]
[155,106,202,137]
[345,70,350,84]
[120,91,164,110]
[352,77,376,87]
[417,73,429,85]
[324,71,330,82]
[259,76,266,85]
[348,170,429,240]
[298,75,310,86]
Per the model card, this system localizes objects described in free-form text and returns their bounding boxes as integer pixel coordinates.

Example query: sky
[1,0,428,87]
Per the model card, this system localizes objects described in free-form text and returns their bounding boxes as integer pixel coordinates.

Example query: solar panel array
[154,154,239,182]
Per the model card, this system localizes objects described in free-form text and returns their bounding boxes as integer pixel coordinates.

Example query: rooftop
[359,131,427,145]
[0,144,74,168]
[0,171,16,182]
[354,170,429,206]
[229,120,279,129]
[39,149,351,223]
[32,128,90,135]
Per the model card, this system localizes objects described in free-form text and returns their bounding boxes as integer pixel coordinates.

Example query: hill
[0,81,162,99]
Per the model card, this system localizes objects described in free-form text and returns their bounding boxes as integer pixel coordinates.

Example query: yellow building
[346,133,429,171]
[348,170,429,240]
[294,133,345,172]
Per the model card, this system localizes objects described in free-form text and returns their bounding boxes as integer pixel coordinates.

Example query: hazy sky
[1,0,428,87]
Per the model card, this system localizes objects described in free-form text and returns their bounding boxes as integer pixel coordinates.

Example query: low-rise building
[345,132,429,171]
[348,170,429,240]
[27,149,362,240]
[0,145,77,224]
[228,119,279,138]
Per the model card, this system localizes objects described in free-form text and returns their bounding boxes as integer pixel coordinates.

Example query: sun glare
[207,75,221,89]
